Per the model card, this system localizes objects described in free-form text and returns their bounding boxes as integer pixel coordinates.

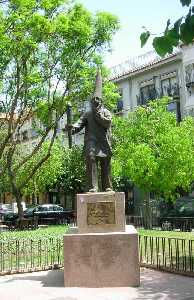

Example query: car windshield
[0,204,12,211]
[24,207,36,213]
[54,206,63,211]
[176,200,194,211]
[38,206,50,212]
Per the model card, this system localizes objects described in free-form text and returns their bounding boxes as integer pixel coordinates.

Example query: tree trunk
[142,191,152,229]
[8,166,24,220]
[14,188,23,220]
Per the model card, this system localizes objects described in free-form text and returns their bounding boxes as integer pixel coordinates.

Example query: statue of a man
[71,69,112,193]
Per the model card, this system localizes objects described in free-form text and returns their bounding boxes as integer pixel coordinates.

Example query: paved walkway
[0,268,194,300]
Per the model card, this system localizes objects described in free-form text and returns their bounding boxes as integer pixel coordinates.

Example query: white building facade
[110,44,194,215]
[110,44,194,119]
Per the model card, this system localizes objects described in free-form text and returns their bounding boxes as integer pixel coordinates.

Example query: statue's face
[92,97,102,109]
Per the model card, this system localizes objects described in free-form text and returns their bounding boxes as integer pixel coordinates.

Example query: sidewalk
[0,268,194,300]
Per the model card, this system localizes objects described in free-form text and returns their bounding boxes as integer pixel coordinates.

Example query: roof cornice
[110,51,182,83]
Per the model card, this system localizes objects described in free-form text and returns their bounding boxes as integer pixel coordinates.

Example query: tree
[140,0,194,56]
[0,0,119,218]
[112,98,194,227]
[19,139,65,198]
[58,145,86,194]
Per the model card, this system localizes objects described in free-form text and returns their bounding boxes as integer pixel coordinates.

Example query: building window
[137,78,158,106]
[161,72,179,97]
[185,63,194,87]
[117,88,123,111]
[161,72,181,121]
[114,88,124,114]
[117,100,123,111]
[139,84,156,105]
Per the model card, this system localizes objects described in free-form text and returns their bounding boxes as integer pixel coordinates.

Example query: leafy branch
[140,0,194,56]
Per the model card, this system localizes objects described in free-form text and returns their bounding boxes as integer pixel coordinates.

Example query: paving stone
[0,268,194,300]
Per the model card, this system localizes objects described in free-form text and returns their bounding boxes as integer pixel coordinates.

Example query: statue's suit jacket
[72,106,112,158]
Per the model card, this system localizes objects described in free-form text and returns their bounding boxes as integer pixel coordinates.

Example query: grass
[138,229,194,273]
[0,225,68,241]
[0,225,68,274]
[138,229,194,240]
[1,225,194,240]
[0,225,194,275]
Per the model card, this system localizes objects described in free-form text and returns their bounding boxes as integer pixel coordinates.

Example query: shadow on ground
[3,269,64,288]
[137,268,194,299]
[1,268,194,299]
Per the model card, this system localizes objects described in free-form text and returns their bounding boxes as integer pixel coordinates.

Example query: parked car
[4,204,76,225]
[0,204,13,221]
[0,202,26,219]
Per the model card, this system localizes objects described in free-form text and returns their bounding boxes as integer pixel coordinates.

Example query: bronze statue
[71,69,112,193]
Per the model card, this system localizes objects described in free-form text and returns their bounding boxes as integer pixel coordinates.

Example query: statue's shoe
[105,188,113,192]
[88,188,97,193]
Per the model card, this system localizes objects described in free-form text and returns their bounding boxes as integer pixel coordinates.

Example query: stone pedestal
[63,192,140,287]
[64,225,140,287]
[77,192,125,233]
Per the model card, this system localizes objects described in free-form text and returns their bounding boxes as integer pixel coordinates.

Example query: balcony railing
[137,84,180,106]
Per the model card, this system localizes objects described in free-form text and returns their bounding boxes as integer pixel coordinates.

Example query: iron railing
[136,84,180,107]
[139,235,194,275]
[126,215,194,232]
[0,237,63,275]
[126,215,161,229]
[1,234,194,276]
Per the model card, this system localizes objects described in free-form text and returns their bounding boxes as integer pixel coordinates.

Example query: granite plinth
[77,192,125,233]
[63,225,140,287]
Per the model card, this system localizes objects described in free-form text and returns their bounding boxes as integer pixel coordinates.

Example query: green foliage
[141,0,194,56]
[0,225,68,241]
[180,0,191,6]
[112,98,194,200]
[0,172,11,195]
[102,72,120,110]
[58,146,86,193]
[140,31,150,48]
[1,226,194,241]
[17,140,65,195]
[67,63,120,112]
[0,0,119,204]
[0,0,119,116]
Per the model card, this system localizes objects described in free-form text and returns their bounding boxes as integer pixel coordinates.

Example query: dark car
[0,204,13,221]
[4,204,76,225]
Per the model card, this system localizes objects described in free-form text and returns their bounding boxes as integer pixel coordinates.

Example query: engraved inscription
[87,202,115,225]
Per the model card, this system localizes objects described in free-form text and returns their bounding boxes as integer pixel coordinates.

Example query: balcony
[161,83,180,98]
[137,87,160,106]
[136,83,181,121]
[137,83,180,106]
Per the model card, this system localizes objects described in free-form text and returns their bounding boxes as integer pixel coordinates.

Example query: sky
[78,0,189,67]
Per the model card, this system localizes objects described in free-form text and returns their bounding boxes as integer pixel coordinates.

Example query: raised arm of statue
[71,113,87,134]
[94,108,111,129]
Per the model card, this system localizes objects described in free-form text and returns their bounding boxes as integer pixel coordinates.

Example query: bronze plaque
[87,202,115,225]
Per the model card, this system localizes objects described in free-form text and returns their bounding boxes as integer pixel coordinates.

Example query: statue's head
[91,96,102,109]
[92,68,102,107]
